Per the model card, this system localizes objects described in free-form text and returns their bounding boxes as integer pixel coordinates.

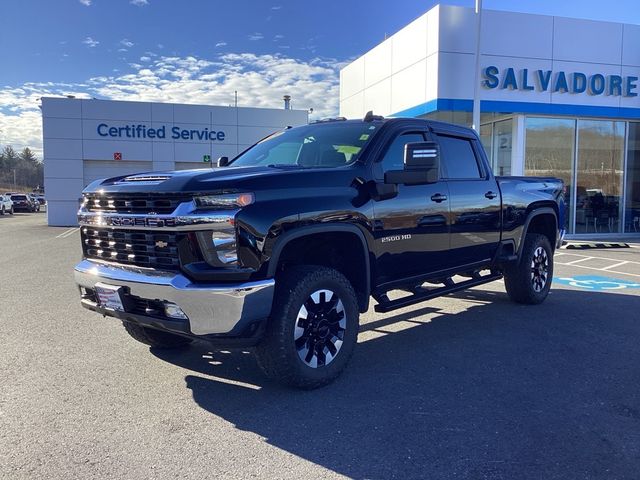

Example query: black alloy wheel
[256,266,359,389]
[504,233,554,305]
[530,246,549,293]
[294,289,346,368]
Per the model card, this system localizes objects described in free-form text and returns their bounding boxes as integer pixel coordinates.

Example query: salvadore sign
[482,66,639,97]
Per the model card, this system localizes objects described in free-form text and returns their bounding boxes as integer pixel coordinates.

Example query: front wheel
[9,206,13,215]
[256,266,359,389]
[503,233,553,304]
[0,206,4,215]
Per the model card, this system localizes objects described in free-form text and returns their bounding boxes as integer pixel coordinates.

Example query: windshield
[231,122,379,168]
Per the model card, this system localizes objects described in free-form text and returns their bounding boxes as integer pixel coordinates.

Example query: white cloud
[274,34,284,40]
[248,33,264,41]
[215,42,227,48]
[120,39,134,48]
[140,56,151,62]
[82,36,99,48]
[0,53,341,158]
[271,5,282,10]
[130,0,149,5]
[79,0,91,5]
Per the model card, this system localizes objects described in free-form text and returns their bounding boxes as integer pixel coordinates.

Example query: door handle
[430,193,447,203]
[484,191,498,199]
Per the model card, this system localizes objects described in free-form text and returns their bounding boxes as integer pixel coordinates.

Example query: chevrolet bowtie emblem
[155,240,168,248]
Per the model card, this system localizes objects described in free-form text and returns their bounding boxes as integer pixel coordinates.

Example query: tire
[9,206,13,215]
[504,233,553,305]
[255,266,359,389]
[0,206,4,215]
[123,322,192,349]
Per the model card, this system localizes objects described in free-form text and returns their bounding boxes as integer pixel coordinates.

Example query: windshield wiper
[266,164,304,169]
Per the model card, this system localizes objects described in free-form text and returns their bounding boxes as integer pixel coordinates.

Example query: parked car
[10,194,35,212]
[74,113,565,389]
[0,195,14,215]
[28,194,41,212]
[34,195,47,206]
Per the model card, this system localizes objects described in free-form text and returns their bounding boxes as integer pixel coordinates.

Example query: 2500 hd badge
[381,234,412,243]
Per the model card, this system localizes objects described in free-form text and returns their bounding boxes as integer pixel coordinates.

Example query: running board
[374,272,503,313]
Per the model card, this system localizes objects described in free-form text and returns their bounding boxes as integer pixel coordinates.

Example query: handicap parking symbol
[554,275,640,291]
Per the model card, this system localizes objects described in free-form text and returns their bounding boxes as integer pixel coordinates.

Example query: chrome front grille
[81,227,180,270]
[83,193,191,214]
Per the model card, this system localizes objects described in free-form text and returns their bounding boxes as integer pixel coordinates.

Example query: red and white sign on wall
[113,152,122,161]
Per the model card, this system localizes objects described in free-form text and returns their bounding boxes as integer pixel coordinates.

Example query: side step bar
[374,272,503,313]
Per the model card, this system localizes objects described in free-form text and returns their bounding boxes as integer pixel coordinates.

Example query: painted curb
[561,242,630,250]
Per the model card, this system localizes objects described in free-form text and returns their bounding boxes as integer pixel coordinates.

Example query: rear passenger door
[372,131,451,284]
[434,131,501,267]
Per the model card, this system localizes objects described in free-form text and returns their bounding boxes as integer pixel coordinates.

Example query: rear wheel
[503,233,553,304]
[256,266,359,389]
[0,206,4,215]
[9,206,13,215]
[123,322,192,348]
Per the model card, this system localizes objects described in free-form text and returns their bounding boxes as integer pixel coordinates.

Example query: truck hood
[86,166,292,193]
[83,165,359,194]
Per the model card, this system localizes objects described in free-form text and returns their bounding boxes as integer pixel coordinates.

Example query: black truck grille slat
[83,193,190,214]
[82,227,180,270]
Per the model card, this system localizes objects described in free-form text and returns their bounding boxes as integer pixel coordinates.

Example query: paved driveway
[1,214,639,479]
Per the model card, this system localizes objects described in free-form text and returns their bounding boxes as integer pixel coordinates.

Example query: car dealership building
[42,97,308,226]
[340,4,640,237]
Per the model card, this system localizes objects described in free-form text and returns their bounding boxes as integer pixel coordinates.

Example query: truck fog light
[196,230,238,266]
[164,302,188,320]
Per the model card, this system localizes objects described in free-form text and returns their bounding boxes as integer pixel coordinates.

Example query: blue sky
[2,0,640,155]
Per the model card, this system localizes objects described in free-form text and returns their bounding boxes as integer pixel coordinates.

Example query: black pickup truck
[75,113,565,388]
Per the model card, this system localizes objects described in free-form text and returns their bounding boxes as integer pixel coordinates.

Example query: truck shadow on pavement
[152,288,640,480]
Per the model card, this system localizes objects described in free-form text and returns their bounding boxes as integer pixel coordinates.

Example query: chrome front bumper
[74,259,275,335]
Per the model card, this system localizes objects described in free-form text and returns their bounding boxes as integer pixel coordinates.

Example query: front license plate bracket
[94,283,125,312]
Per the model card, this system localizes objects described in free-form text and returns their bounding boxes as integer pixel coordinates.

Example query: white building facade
[42,98,308,226]
[340,4,640,237]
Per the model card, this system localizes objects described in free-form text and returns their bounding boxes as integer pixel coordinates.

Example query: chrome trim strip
[77,200,238,231]
[74,259,275,335]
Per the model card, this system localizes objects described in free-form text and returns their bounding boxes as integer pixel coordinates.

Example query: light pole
[472,0,483,133]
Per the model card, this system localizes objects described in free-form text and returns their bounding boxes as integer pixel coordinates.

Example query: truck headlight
[194,193,254,209]
[195,229,238,266]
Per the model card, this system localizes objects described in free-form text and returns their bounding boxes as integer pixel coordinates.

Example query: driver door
[372,131,452,285]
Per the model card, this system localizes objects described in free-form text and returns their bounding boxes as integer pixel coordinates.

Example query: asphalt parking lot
[1,214,640,480]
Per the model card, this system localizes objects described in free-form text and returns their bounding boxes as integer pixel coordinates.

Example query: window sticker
[359,134,370,141]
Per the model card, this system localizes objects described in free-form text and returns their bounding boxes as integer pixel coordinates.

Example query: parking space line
[602,261,629,271]
[556,263,640,278]
[55,227,79,239]
[562,257,594,265]
[555,251,640,266]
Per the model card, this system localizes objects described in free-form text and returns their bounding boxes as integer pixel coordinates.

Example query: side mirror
[217,156,229,167]
[385,141,440,185]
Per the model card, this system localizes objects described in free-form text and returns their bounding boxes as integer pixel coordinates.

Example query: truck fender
[266,223,372,310]
[517,207,558,261]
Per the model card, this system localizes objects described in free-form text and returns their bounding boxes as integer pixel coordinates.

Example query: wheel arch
[517,207,558,261]
[267,224,372,312]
